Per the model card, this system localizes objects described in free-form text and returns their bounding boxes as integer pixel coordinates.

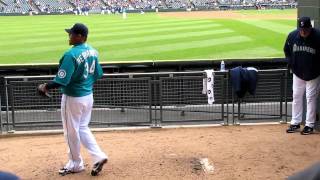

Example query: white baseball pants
[291,74,320,127]
[61,94,108,172]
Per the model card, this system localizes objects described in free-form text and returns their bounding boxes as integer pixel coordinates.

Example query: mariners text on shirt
[293,44,316,54]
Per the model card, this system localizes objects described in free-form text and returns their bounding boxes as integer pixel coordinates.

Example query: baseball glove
[37,83,52,98]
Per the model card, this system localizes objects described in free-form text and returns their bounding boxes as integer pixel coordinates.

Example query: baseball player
[284,17,320,135]
[38,23,108,176]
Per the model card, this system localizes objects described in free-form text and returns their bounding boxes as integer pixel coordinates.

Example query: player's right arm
[283,31,295,68]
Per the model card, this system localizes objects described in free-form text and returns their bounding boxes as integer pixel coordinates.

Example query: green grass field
[0,9,297,65]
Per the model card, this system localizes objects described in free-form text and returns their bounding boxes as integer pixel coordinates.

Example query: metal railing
[0,93,2,133]
[231,69,289,124]
[1,69,290,132]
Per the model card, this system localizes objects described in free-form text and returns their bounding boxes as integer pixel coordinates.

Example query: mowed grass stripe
[2,25,225,48]
[105,35,252,59]
[0,14,210,29]
[93,29,234,47]
[0,14,169,28]
[91,24,222,39]
[1,18,214,34]
[271,19,296,26]
[92,21,219,34]
[218,46,281,58]
[0,45,68,57]
[97,31,240,53]
[189,46,282,59]
[2,21,221,46]
[0,17,178,29]
[2,24,223,50]
[8,52,63,63]
[1,21,221,40]
[237,19,295,34]
[235,9,296,15]
[7,20,220,38]
[127,40,261,60]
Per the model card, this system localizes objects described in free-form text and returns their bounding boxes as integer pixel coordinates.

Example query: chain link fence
[1,69,290,132]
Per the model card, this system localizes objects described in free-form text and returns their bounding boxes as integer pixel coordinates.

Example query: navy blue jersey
[284,28,320,81]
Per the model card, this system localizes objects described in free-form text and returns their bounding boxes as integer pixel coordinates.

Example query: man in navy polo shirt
[284,17,320,135]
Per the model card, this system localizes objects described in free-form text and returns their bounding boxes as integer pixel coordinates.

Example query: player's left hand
[37,83,51,98]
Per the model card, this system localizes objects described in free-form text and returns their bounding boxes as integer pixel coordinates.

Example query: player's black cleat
[91,158,108,176]
[58,167,73,176]
[286,124,300,133]
[301,126,314,135]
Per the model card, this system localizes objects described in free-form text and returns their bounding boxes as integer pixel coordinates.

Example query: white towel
[204,69,215,104]
[246,67,258,72]
[202,78,207,94]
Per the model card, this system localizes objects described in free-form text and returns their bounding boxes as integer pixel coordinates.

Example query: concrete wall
[298,0,320,29]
